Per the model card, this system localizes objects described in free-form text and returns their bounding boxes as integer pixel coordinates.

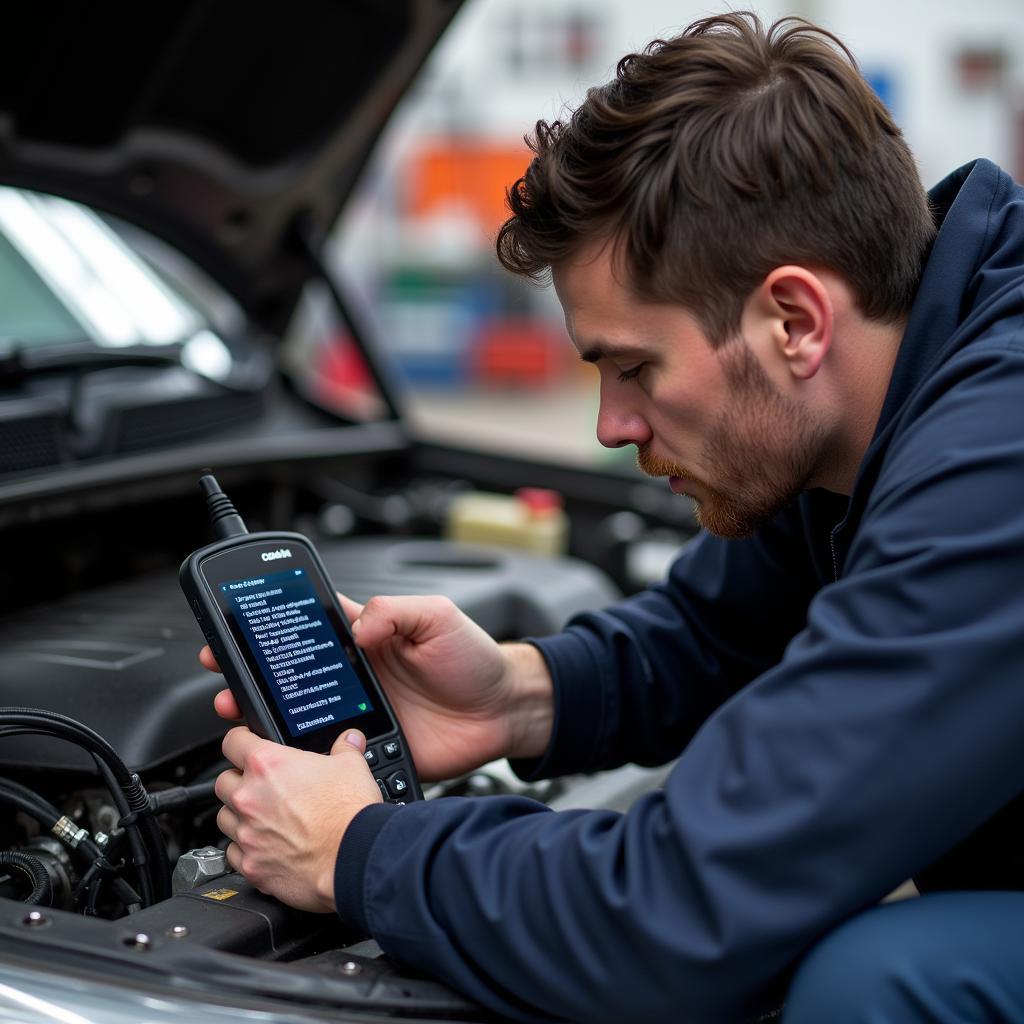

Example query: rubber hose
[0,851,53,905]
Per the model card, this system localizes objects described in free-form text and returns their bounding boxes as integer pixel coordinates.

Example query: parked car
[0,3,695,1021]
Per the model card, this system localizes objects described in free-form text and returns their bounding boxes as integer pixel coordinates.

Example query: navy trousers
[782,892,1024,1023]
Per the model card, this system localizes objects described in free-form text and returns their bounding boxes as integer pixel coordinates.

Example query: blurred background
[317,0,1024,469]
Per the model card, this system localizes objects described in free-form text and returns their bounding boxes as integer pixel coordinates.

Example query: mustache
[636,445,689,479]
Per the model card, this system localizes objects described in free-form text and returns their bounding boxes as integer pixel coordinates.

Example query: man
[204,12,1024,1022]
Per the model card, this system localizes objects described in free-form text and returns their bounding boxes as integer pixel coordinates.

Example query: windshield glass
[0,187,245,386]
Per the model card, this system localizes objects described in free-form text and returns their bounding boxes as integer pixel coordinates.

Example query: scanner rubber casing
[180,530,422,802]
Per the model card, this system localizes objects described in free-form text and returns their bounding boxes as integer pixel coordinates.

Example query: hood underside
[0,0,463,326]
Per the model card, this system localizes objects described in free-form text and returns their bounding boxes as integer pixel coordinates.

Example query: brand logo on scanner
[261,548,292,562]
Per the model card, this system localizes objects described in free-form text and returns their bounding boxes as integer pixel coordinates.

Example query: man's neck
[815,314,906,496]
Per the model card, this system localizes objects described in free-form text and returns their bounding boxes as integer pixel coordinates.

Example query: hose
[0,711,171,902]
[0,851,52,905]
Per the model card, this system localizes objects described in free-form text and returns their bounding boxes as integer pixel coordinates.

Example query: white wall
[403,0,1024,185]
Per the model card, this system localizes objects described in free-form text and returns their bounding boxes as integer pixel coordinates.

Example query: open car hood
[0,0,463,327]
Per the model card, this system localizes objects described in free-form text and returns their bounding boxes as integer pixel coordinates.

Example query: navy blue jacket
[335,159,1024,1022]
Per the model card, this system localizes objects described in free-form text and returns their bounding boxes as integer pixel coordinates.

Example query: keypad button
[363,747,379,768]
[385,771,410,799]
[376,779,388,801]
[382,740,402,760]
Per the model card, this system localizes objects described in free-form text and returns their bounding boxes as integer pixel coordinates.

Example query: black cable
[148,780,218,813]
[0,851,52,905]
[80,754,163,904]
[0,729,131,820]
[0,713,170,902]
[0,727,155,906]
[0,774,62,823]
[136,809,171,902]
[199,473,249,539]
[0,780,141,911]
[0,783,62,831]
[0,709,133,786]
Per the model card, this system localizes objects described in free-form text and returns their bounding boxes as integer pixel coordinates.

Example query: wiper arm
[0,341,184,387]
[0,340,218,457]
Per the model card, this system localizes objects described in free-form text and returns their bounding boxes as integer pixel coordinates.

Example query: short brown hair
[496,12,935,344]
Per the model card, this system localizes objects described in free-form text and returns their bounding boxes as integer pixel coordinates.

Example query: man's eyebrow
[578,340,642,364]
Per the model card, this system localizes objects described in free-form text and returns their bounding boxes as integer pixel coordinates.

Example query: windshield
[0,187,237,383]
[0,188,275,476]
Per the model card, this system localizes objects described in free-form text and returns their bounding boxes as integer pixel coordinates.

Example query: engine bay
[0,469,627,1017]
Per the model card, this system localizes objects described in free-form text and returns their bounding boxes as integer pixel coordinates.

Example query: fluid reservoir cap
[172,846,229,893]
[515,488,563,516]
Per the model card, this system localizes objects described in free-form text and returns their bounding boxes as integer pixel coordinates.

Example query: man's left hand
[215,726,382,912]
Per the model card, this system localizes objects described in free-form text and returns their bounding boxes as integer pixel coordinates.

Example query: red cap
[516,488,564,516]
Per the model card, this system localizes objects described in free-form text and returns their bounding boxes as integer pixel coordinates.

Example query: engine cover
[0,537,617,773]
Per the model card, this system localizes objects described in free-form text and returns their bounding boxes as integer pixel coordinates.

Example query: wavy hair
[496,12,934,344]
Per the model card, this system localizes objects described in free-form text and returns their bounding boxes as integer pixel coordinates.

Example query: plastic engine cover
[0,538,618,773]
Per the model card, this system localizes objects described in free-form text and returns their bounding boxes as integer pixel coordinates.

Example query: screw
[22,911,47,927]
[340,961,361,975]
[124,933,152,951]
[167,925,190,939]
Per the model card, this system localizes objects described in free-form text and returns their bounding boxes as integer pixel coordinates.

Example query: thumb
[350,594,455,647]
[331,729,366,757]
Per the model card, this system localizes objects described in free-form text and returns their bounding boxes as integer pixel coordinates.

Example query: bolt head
[22,911,47,927]
[341,961,361,975]
[167,925,190,938]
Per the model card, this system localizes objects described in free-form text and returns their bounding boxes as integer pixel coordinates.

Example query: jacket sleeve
[335,345,1024,1023]
[511,503,827,780]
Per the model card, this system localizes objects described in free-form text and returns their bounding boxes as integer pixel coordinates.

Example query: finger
[337,592,365,622]
[221,726,266,771]
[217,805,240,842]
[330,729,367,757]
[225,841,242,872]
[351,594,454,647]
[214,688,243,722]
[199,646,221,673]
[328,731,383,802]
[214,767,242,805]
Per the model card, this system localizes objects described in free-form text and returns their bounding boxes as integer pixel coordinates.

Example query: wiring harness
[0,707,175,913]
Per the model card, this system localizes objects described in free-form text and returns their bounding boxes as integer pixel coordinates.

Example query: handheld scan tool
[180,474,422,804]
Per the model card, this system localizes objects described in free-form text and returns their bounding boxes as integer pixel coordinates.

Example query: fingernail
[344,730,365,752]
[351,618,362,634]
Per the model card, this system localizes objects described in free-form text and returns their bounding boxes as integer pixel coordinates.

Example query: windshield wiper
[0,340,230,456]
[0,341,185,387]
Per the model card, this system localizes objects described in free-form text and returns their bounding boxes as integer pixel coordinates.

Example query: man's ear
[745,266,833,380]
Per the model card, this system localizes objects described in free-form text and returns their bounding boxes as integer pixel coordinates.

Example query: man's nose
[595,386,652,450]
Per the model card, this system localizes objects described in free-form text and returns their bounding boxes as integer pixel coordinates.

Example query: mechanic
[204,12,1024,1023]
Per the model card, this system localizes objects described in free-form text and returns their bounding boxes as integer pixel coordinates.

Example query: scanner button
[363,747,379,768]
[382,740,402,760]
[376,779,388,801]
[386,771,409,798]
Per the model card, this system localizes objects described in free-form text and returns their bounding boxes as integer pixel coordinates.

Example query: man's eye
[617,365,644,383]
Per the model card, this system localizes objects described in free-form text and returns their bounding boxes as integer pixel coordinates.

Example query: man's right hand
[202,594,555,782]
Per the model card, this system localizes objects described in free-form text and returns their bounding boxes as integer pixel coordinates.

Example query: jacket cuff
[509,630,609,781]
[334,801,404,930]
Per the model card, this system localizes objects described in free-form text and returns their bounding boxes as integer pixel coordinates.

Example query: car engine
[0,524,617,962]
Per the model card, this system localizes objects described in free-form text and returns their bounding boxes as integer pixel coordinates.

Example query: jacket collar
[817,158,1012,568]
[873,158,1004,440]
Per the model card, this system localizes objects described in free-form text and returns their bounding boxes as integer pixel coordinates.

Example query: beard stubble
[636,340,826,539]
